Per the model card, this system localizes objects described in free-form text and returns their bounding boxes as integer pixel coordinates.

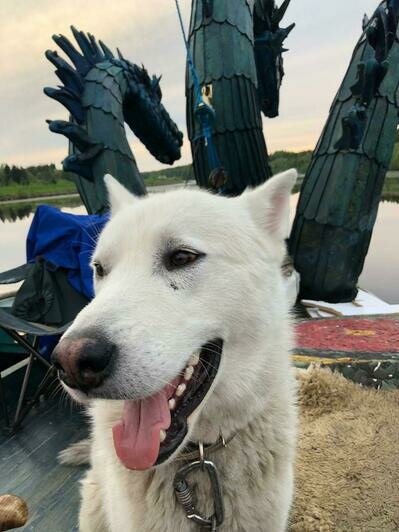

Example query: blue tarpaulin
[27,205,108,300]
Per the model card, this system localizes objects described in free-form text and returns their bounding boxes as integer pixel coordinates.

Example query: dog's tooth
[168,398,176,410]
[176,383,186,397]
[184,365,194,381]
[160,430,166,442]
[189,352,200,366]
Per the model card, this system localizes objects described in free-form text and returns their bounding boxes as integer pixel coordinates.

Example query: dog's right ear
[240,169,297,241]
[104,174,138,214]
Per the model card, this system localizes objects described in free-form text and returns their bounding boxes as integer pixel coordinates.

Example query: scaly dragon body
[186,0,294,195]
[289,0,399,302]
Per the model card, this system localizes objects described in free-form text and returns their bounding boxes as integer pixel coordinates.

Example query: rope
[174,0,203,107]
[174,0,224,175]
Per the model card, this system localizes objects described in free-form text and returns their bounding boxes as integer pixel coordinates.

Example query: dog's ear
[104,174,138,214]
[242,169,297,240]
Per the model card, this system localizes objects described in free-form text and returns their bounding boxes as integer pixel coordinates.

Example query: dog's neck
[188,330,287,446]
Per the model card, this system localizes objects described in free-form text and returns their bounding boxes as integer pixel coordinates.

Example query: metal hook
[199,441,205,470]
[219,431,226,448]
[174,459,225,529]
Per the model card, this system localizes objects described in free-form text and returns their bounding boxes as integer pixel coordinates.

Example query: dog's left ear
[241,169,297,240]
[104,174,138,214]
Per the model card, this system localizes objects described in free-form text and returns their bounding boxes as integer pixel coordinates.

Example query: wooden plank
[0,396,88,531]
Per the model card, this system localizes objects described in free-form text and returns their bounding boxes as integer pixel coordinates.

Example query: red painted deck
[295,316,399,359]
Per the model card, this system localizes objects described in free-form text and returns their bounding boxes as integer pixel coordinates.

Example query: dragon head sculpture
[44,27,184,213]
[45,27,183,173]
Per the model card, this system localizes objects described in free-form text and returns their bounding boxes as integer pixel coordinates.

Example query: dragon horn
[52,33,91,76]
[278,23,295,42]
[362,14,370,30]
[99,40,114,59]
[272,0,292,26]
[45,50,84,94]
[87,33,104,59]
[63,146,104,182]
[46,120,99,152]
[70,26,95,59]
[43,87,85,124]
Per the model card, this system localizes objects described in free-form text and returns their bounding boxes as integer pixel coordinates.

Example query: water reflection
[0,197,82,222]
[381,194,399,204]
[0,193,398,304]
[0,204,33,223]
[1,190,398,223]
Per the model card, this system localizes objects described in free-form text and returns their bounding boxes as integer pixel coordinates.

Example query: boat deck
[0,370,88,531]
[0,311,398,530]
[294,313,399,388]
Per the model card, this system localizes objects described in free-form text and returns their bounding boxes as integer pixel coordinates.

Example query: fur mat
[291,366,399,531]
[59,366,399,531]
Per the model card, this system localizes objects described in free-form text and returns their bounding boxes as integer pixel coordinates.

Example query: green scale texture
[186,0,272,195]
[289,0,399,302]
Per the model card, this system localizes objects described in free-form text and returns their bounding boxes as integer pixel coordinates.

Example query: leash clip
[174,453,224,529]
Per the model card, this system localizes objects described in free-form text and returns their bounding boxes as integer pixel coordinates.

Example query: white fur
[63,170,298,531]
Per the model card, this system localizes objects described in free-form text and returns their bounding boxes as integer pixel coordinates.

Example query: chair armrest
[0,308,70,336]
[0,264,32,285]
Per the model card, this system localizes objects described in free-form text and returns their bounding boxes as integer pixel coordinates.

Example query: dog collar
[177,432,236,462]
[173,432,236,530]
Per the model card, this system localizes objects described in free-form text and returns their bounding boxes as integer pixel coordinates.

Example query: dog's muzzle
[52,336,115,392]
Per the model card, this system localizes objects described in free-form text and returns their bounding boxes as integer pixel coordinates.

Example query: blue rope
[174,0,202,107]
[174,0,222,171]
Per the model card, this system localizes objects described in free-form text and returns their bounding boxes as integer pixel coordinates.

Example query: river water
[0,194,398,304]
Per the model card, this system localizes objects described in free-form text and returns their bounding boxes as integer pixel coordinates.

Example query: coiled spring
[173,458,224,529]
[175,479,195,513]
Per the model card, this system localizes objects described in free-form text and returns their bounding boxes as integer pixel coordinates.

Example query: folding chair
[0,264,84,432]
[0,205,105,431]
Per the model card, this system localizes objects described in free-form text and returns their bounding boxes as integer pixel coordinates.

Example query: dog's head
[53,170,297,470]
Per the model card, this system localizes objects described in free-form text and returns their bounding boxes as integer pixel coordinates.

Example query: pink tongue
[112,388,171,471]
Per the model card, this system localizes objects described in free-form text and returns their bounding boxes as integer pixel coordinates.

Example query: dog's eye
[166,250,202,270]
[93,261,106,278]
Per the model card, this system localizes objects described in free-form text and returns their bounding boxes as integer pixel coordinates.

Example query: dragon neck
[69,63,146,214]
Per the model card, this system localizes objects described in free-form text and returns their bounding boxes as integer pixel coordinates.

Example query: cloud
[1,0,379,170]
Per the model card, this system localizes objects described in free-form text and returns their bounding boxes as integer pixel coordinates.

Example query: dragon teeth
[184,365,194,381]
[160,430,166,442]
[168,398,176,410]
[176,383,186,397]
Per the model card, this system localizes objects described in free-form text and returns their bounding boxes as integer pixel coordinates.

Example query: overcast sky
[0,0,378,172]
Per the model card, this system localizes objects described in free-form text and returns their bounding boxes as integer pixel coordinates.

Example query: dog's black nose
[52,336,115,391]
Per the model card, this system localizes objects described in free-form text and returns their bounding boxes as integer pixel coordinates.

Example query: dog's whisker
[198,361,219,375]
[70,240,96,249]
[49,382,63,401]
[198,360,212,380]
[80,226,101,247]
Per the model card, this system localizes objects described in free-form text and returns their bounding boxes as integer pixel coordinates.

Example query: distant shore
[0,181,198,206]
[0,179,187,203]
[2,146,398,202]
[1,173,399,205]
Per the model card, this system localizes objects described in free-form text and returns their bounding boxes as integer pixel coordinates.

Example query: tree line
[2,143,398,188]
[0,164,75,186]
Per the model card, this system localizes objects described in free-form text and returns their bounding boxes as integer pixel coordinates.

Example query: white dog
[53,170,298,532]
